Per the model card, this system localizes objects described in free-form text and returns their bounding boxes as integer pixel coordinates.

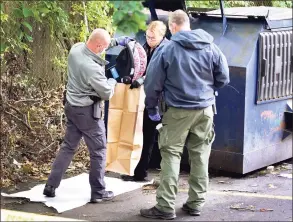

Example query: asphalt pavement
[1,160,292,221]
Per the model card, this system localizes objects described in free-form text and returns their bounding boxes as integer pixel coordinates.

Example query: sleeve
[84,63,117,100]
[144,46,167,115]
[212,44,230,88]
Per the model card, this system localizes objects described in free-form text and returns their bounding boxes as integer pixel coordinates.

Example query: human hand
[116,36,134,46]
[130,77,144,89]
[148,113,161,121]
[108,78,117,86]
[121,76,132,84]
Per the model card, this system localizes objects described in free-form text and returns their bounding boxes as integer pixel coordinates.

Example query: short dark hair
[168,10,190,26]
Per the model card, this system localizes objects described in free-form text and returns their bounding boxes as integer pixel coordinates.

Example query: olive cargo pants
[155,106,215,213]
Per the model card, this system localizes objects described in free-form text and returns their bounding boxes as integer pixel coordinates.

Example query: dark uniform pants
[47,102,107,199]
[134,108,160,179]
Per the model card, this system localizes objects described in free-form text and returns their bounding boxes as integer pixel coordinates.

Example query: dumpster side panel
[209,66,246,173]
[243,44,293,174]
[192,20,263,173]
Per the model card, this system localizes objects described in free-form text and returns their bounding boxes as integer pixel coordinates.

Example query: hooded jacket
[143,37,169,72]
[144,29,229,115]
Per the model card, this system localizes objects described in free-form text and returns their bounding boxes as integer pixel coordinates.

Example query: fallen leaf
[258,170,268,175]
[76,162,84,168]
[67,166,76,171]
[43,212,56,216]
[143,185,157,190]
[230,203,255,212]
[268,184,277,189]
[282,164,292,170]
[22,164,33,173]
[260,208,273,212]
[13,159,22,169]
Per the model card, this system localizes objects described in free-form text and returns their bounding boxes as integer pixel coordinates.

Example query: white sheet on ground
[1,173,152,213]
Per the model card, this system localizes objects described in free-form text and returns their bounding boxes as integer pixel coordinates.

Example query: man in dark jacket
[121,21,169,182]
[140,10,229,220]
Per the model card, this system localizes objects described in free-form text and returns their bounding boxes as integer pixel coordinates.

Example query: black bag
[106,43,135,83]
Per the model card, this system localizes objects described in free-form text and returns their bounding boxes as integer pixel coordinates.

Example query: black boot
[121,175,150,182]
[140,206,176,220]
[182,203,201,216]
[43,184,56,197]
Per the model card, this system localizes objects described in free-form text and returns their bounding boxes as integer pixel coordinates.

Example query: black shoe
[140,206,176,220]
[90,191,114,203]
[43,185,55,197]
[182,203,201,216]
[121,175,150,182]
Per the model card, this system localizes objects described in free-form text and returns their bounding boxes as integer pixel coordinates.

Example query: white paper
[278,173,292,179]
[1,173,152,213]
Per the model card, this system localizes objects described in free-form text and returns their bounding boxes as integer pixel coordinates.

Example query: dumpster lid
[206,6,292,20]
[191,6,293,29]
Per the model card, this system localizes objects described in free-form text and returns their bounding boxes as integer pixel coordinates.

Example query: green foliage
[272,1,292,8]
[1,2,32,55]
[0,1,118,57]
[112,1,147,34]
[0,1,70,56]
[186,0,219,9]
[0,0,146,57]
[71,1,115,42]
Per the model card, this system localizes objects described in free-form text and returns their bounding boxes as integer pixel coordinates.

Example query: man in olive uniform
[140,10,229,220]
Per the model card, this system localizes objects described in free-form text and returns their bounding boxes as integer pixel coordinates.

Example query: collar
[82,44,109,66]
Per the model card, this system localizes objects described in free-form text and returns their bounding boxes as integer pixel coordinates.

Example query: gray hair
[168,10,190,26]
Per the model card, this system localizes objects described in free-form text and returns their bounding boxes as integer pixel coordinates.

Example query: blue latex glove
[116,36,133,46]
[149,113,161,122]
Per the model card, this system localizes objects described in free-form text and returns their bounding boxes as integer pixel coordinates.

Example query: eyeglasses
[144,33,156,41]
